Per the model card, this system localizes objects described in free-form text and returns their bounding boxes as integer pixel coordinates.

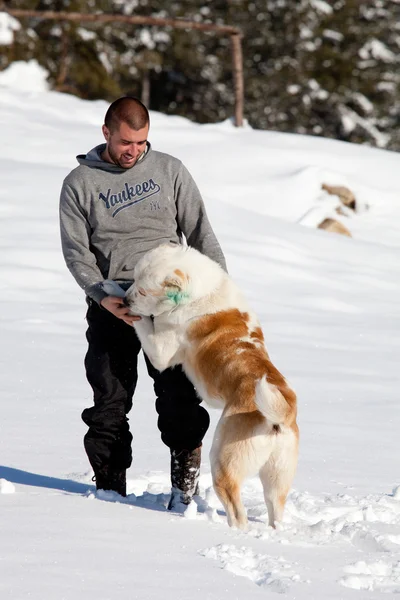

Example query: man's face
[102,121,149,169]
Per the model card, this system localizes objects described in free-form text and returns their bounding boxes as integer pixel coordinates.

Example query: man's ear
[102,124,110,142]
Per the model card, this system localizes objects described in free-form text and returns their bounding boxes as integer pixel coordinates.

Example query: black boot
[167,446,201,510]
[94,466,127,497]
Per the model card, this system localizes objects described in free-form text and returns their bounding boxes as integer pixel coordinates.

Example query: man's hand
[101,296,141,326]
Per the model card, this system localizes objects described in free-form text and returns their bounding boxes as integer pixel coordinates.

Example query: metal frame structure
[4,7,244,126]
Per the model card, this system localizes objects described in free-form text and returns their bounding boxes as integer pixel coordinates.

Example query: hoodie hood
[76,142,151,173]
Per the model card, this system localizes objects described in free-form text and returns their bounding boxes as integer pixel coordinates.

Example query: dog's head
[125,244,191,317]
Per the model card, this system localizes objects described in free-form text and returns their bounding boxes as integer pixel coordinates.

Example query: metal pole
[230,33,244,127]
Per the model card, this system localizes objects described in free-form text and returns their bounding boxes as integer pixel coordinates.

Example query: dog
[125,243,298,529]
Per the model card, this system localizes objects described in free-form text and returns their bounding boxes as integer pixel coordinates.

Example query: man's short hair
[104,96,150,132]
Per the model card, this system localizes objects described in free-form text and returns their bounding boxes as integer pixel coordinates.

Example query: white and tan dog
[126,244,298,529]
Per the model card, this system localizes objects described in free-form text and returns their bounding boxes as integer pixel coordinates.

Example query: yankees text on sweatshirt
[59,143,227,304]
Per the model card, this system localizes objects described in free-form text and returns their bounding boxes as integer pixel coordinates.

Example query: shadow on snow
[0,465,93,495]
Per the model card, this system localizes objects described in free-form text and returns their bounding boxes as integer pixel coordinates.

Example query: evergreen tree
[3,0,121,98]
[1,0,399,149]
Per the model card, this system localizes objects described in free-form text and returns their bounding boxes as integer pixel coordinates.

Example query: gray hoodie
[60,143,226,304]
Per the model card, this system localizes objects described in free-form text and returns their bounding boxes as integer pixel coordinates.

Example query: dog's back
[185,307,296,423]
[182,305,298,530]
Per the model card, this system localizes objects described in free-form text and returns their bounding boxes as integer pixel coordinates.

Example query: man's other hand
[101,296,141,326]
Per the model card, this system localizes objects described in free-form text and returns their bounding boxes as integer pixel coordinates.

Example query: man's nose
[131,143,141,155]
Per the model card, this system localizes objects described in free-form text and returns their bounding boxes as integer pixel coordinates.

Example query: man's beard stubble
[108,144,144,169]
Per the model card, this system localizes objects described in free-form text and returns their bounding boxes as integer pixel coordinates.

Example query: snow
[323,29,344,43]
[98,51,113,73]
[309,0,333,15]
[140,28,156,49]
[0,478,16,494]
[287,84,300,95]
[0,59,49,91]
[1,60,400,599]
[352,92,374,115]
[339,105,391,148]
[0,11,20,45]
[77,27,97,41]
[359,39,398,63]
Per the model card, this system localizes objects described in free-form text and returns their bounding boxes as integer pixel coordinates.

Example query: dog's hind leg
[212,464,248,530]
[259,427,298,528]
[210,415,250,530]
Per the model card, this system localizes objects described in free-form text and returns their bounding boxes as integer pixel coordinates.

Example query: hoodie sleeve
[59,180,108,304]
[175,163,227,271]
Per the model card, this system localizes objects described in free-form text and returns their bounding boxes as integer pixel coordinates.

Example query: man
[59,96,226,506]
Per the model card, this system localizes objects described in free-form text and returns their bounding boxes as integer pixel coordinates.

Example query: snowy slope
[1,63,400,599]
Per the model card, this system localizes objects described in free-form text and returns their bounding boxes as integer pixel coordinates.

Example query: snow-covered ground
[1,61,400,599]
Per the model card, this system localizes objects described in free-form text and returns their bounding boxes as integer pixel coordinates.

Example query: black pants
[81,300,210,474]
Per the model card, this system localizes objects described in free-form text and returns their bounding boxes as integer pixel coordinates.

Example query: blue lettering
[124,182,135,200]
[118,190,126,203]
[99,179,161,216]
[99,188,111,209]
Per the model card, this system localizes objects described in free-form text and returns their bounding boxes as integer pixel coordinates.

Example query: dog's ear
[163,269,189,290]
[163,270,189,305]
[163,277,182,291]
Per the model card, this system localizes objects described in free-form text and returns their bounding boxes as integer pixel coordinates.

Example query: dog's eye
[138,288,147,296]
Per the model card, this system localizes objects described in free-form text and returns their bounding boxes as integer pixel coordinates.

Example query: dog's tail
[254,376,296,425]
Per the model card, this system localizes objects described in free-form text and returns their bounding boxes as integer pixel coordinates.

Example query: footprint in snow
[199,543,307,593]
[340,559,400,594]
